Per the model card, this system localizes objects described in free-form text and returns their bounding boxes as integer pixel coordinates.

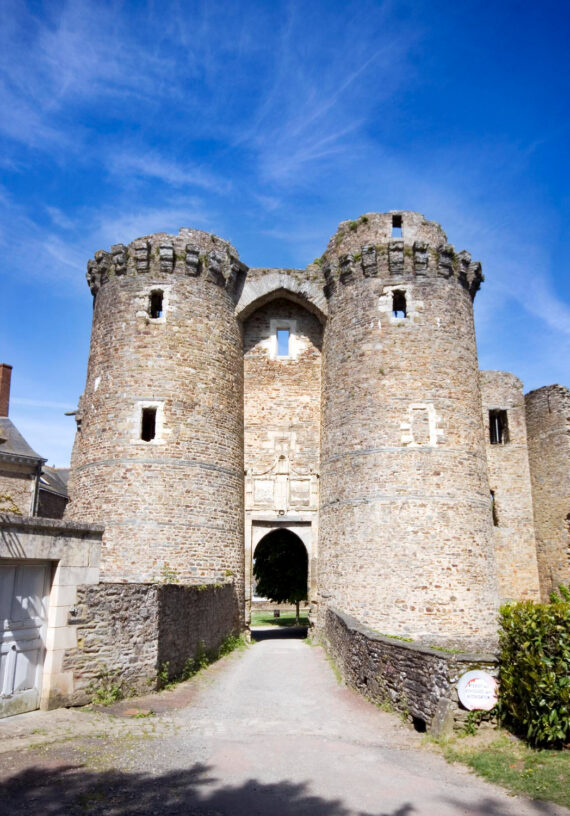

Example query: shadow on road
[251,625,308,641]
[1,761,560,816]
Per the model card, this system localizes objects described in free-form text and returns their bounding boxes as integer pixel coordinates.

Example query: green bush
[498,594,570,747]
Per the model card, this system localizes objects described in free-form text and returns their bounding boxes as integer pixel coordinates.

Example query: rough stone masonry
[64,211,569,652]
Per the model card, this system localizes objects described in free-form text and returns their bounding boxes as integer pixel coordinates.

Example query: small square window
[489,409,509,445]
[141,407,157,441]
[149,290,163,319]
[392,214,402,238]
[392,290,407,318]
[277,329,290,357]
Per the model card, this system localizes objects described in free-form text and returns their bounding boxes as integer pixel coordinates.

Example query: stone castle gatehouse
[64,211,568,651]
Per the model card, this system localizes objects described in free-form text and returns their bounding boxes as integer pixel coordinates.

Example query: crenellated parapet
[86,228,248,296]
[319,211,483,300]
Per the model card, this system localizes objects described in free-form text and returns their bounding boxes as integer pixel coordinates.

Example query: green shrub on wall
[498,592,570,747]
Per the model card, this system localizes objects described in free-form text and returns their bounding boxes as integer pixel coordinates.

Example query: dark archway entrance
[252,529,308,635]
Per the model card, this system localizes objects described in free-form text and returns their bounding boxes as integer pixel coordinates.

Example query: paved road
[0,627,567,815]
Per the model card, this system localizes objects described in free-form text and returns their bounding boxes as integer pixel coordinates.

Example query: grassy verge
[440,731,569,809]
[250,610,310,627]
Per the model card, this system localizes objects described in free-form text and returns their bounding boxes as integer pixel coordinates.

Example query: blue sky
[1,0,568,466]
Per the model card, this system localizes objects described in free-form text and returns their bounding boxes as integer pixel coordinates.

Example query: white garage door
[0,562,51,718]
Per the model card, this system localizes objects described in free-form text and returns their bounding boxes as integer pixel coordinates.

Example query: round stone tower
[318,211,499,647]
[66,229,247,604]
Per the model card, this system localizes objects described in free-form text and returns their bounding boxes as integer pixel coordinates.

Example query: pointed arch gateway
[241,275,323,625]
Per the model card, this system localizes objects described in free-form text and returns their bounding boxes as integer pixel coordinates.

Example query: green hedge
[498,591,570,747]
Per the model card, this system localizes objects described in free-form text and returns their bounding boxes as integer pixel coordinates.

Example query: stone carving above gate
[245,453,318,513]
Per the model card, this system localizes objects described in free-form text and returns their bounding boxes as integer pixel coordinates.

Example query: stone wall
[525,385,570,598]
[244,296,322,511]
[0,465,36,515]
[65,229,246,619]
[318,211,499,648]
[480,371,540,601]
[37,489,67,520]
[324,607,498,733]
[62,581,239,704]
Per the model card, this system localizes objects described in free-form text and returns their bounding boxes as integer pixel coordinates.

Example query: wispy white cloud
[45,207,76,230]
[107,152,231,194]
[94,201,214,247]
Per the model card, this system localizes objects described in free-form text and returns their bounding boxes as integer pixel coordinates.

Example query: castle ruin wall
[525,384,570,597]
[479,371,540,601]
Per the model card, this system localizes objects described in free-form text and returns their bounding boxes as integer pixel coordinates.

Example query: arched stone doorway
[253,528,308,621]
[246,520,315,625]
[241,293,322,625]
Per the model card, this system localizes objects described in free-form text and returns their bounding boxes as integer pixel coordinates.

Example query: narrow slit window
[489,409,509,445]
[141,407,157,441]
[277,328,290,357]
[149,290,163,319]
[392,290,407,318]
[392,214,402,238]
[490,490,499,526]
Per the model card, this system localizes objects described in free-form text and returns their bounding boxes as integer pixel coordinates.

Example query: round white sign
[457,670,498,711]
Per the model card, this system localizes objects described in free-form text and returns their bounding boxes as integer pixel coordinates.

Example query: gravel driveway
[0,627,567,816]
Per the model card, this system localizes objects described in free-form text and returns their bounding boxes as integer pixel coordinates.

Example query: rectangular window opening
[392,214,403,238]
[149,290,163,319]
[277,328,290,357]
[490,490,499,526]
[392,289,407,318]
[489,409,509,445]
[141,407,157,441]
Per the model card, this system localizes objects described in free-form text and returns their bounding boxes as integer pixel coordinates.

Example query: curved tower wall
[66,229,246,604]
[525,384,570,598]
[318,211,499,647]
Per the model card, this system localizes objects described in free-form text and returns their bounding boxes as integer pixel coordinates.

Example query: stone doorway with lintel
[246,517,316,627]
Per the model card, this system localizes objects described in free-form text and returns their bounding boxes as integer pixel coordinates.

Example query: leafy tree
[253,530,308,624]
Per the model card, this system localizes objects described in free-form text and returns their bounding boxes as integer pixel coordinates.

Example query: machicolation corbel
[111,244,127,276]
[206,250,226,286]
[159,243,174,273]
[134,240,150,273]
[467,260,483,298]
[456,250,471,289]
[437,244,455,278]
[413,241,429,275]
[361,245,378,277]
[185,244,201,276]
[338,254,354,284]
[86,250,111,294]
[388,239,404,275]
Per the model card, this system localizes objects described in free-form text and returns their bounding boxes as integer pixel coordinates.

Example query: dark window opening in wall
[149,290,163,319]
[489,409,509,444]
[277,328,290,357]
[392,290,407,318]
[490,491,499,526]
[392,214,402,238]
[141,407,157,441]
